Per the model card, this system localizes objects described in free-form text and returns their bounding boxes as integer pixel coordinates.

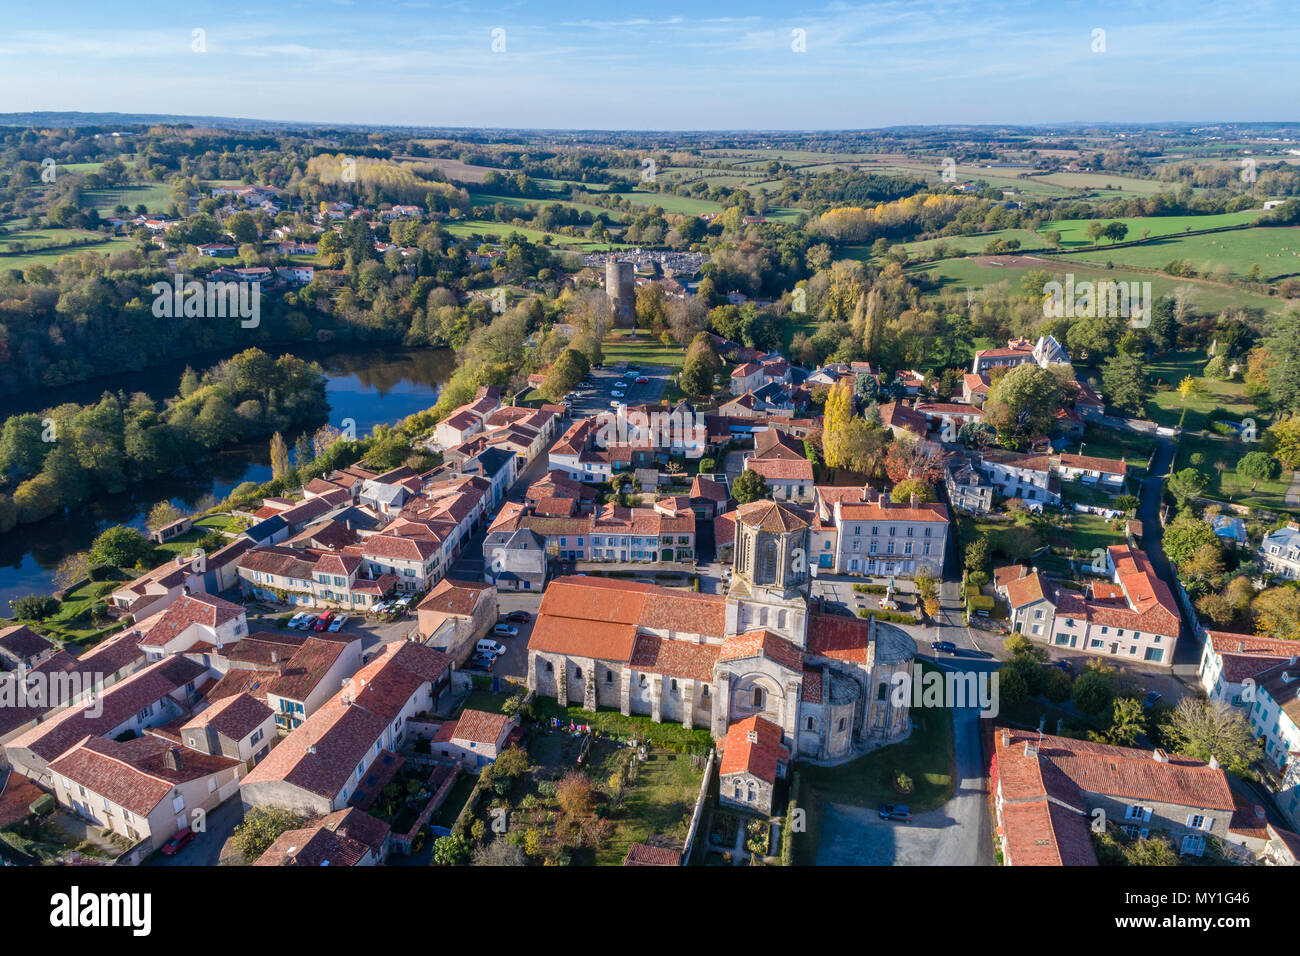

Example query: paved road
[1139,435,1201,668]
[815,661,994,866]
[143,795,243,867]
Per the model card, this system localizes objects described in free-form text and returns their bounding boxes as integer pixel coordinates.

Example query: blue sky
[0,1,1295,129]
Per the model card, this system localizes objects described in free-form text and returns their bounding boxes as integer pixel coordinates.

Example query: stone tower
[605,258,635,328]
[725,501,812,647]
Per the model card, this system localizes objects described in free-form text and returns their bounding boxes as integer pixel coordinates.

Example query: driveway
[566,363,670,419]
[1138,435,1201,668]
[814,665,994,866]
[144,795,243,867]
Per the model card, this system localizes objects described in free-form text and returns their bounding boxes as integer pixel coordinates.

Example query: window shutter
[1203,817,1214,832]
[1186,813,1195,827]
[1142,807,1152,822]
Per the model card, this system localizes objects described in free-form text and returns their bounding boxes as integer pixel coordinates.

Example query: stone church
[527,500,916,769]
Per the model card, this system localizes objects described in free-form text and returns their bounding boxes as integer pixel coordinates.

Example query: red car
[160,827,195,856]
[314,612,334,631]
[635,376,649,385]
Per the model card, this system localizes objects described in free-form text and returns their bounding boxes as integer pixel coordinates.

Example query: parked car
[1142,691,1163,708]
[287,612,310,629]
[469,654,496,671]
[878,804,912,822]
[160,827,196,856]
[328,614,348,632]
[313,612,334,631]
[477,638,508,656]
[626,364,639,371]
[635,376,649,385]
[505,610,531,623]
[300,614,320,630]
[493,623,518,637]
[930,640,957,654]
[611,390,625,398]
[609,399,623,407]
[1050,659,1074,675]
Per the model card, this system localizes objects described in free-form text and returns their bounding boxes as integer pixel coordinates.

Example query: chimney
[909,493,918,509]
[164,748,183,771]
[271,650,279,664]
[1153,748,1168,763]
[1209,755,1220,770]
[747,730,758,744]
[1000,730,1011,748]
[1023,740,1038,758]
[877,493,888,507]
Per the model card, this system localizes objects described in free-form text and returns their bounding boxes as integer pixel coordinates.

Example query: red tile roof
[719,715,788,784]
[720,630,804,673]
[49,735,238,817]
[138,593,244,648]
[450,709,512,746]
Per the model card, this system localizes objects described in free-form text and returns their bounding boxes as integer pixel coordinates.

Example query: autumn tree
[821,380,854,469]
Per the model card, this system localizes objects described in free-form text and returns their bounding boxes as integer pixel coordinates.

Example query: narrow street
[1138,435,1202,668]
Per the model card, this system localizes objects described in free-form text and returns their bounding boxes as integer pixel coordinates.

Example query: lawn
[797,688,955,813]
[1038,211,1261,249]
[1173,430,1295,512]
[590,746,702,865]
[1057,226,1300,282]
[600,331,688,371]
[152,514,245,559]
[908,256,1283,315]
[82,184,175,214]
[437,218,629,251]
[19,575,129,646]
[1141,350,1257,432]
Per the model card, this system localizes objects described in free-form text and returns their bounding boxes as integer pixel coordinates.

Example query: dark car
[1051,659,1074,675]
[930,640,957,654]
[1143,691,1163,708]
[878,804,912,822]
[505,610,531,623]
[160,827,196,856]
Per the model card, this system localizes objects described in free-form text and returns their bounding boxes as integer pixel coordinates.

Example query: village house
[810,488,949,578]
[415,578,499,662]
[5,655,208,784]
[487,495,696,564]
[0,624,56,671]
[992,726,1237,864]
[135,593,249,662]
[47,735,243,854]
[1027,543,1180,665]
[1260,522,1300,580]
[430,709,519,770]
[177,692,277,765]
[239,641,453,817]
[202,631,362,734]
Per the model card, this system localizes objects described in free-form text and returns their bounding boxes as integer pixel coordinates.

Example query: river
[0,346,455,617]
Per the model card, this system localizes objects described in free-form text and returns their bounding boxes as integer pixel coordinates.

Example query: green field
[1056,226,1300,282]
[908,256,1283,315]
[82,184,175,214]
[437,218,629,251]
[469,192,611,218]
[1028,172,1172,195]
[0,222,131,269]
[1039,211,1260,248]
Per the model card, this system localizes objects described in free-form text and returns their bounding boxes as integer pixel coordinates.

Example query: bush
[10,594,59,620]
[228,807,307,863]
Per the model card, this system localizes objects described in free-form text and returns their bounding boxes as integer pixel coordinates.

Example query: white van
[476,639,506,658]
